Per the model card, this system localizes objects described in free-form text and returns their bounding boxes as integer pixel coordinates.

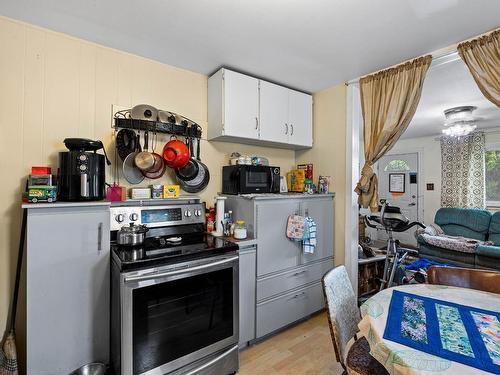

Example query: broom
[0,209,27,375]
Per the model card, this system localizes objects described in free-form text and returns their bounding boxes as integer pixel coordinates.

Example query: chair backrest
[321,265,361,366]
[487,212,500,245]
[428,266,500,294]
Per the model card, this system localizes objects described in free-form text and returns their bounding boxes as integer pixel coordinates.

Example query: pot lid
[120,223,148,233]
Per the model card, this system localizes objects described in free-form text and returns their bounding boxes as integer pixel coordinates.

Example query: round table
[358,284,500,375]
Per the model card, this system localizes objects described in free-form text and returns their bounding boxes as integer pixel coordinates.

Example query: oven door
[120,254,239,375]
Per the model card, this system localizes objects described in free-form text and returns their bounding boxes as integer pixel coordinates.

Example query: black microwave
[222,165,280,194]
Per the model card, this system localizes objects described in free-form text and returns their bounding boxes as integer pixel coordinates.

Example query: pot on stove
[117,223,149,246]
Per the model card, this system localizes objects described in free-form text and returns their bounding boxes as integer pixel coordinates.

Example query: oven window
[245,171,268,187]
[132,267,234,374]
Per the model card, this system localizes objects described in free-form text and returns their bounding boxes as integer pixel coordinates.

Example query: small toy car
[26,186,57,203]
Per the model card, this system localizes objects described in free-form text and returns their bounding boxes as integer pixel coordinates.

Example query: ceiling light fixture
[442,106,477,137]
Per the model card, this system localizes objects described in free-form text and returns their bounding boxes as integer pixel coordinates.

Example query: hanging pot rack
[113,109,203,138]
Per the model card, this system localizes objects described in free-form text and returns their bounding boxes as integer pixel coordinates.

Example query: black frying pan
[175,137,199,181]
[177,136,210,193]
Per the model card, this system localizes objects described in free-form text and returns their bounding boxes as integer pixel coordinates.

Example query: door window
[383,159,410,172]
[132,268,234,374]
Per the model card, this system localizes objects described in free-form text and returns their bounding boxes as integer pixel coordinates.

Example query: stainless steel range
[110,198,239,375]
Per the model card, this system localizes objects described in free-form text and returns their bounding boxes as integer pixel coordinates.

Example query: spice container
[233,220,247,239]
[151,184,163,199]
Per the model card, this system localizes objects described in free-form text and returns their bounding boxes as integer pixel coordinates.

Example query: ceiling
[1,1,499,92]
[402,57,499,139]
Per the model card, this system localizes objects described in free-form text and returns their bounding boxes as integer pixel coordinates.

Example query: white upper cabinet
[288,89,313,147]
[208,68,313,149]
[208,69,259,140]
[259,80,289,144]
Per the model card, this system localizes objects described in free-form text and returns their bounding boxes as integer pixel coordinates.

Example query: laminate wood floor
[239,312,344,374]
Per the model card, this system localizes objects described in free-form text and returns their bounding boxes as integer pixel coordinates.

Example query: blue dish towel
[303,217,316,254]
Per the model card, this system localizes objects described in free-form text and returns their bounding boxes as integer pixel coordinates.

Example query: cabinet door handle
[255,117,259,130]
[292,270,307,277]
[287,291,307,301]
[285,123,288,135]
[97,222,103,251]
[290,124,294,136]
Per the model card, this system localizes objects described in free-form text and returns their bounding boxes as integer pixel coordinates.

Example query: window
[486,144,500,207]
[384,159,410,172]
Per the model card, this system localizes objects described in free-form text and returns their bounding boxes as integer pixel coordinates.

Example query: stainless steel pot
[117,223,149,246]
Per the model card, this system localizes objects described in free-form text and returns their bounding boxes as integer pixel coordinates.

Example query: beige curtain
[355,55,432,211]
[458,29,500,107]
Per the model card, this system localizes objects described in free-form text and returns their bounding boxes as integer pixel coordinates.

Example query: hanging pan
[142,133,166,179]
[177,136,210,193]
[123,133,145,184]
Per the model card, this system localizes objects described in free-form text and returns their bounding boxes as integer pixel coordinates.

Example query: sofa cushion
[488,212,500,245]
[435,208,491,241]
[476,244,500,259]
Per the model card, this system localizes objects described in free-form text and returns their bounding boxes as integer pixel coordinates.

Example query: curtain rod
[346,50,459,85]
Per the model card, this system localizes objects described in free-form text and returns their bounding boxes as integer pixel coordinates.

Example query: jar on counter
[233,220,248,240]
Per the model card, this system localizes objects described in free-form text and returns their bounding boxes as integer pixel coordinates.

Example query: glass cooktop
[112,233,238,271]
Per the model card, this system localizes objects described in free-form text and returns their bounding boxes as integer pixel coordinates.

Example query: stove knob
[116,214,125,223]
[195,209,202,217]
[130,213,138,221]
[186,210,192,217]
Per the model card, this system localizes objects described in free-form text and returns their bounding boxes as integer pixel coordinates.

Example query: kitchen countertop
[209,234,257,248]
[22,201,111,209]
[221,193,335,200]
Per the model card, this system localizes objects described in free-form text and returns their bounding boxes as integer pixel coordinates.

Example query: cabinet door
[27,206,110,375]
[301,199,334,264]
[223,69,259,139]
[288,90,313,147]
[256,201,301,276]
[259,80,289,144]
[239,247,256,345]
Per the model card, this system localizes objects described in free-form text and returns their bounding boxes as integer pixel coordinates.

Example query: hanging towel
[286,215,306,241]
[303,217,317,254]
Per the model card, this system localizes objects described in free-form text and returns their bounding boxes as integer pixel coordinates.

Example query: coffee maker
[58,138,110,201]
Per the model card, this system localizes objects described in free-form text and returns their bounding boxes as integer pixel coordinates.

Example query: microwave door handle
[124,256,239,283]
[268,168,274,192]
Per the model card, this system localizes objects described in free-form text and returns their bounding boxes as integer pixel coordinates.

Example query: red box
[31,166,52,175]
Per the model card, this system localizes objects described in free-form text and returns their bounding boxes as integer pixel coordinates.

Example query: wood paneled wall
[0,16,297,364]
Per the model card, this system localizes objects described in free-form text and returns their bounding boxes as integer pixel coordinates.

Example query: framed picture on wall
[389,173,405,193]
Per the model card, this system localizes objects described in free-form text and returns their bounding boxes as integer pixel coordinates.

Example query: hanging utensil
[175,136,199,181]
[134,131,156,171]
[142,133,166,179]
[130,104,158,121]
[116,128,137,161]
[177,136,210,193]
[163,136,190,169]
[123,133,145,184]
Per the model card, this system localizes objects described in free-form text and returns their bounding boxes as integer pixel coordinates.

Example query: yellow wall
[296,84,347,265]
[0,15,296,345]
[0,15,347,366]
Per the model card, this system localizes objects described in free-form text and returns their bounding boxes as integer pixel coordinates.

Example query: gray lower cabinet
[25,203,110,375]
[239,245,256,346]
[224,194,334,340]
[256,282,324,338]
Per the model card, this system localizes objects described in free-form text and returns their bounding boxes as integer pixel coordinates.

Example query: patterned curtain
[441,132,485,208]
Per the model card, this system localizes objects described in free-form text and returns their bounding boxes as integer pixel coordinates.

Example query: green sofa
[417,208,500,270]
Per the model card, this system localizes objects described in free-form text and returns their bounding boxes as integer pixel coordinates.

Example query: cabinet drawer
[256,282,324,338]
[257,258,332,301]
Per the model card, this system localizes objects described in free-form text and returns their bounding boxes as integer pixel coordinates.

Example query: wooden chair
[428,266,500,294]
[322,265,388,375]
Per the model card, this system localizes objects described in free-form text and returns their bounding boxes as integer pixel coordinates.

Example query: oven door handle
[124,255,239,283]
[184,344,239,375]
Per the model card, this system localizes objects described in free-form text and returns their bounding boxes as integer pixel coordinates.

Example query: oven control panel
[110,203,205,231]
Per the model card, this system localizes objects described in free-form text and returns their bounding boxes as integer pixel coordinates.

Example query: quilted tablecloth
[358,284,500,375]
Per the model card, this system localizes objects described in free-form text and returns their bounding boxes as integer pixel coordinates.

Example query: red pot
[163,136,190,169]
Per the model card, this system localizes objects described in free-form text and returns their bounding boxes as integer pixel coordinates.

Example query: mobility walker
[364,201,426,290]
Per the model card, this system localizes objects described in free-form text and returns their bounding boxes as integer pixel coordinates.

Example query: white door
[377,153,419,245]
[288,90,313,147]
[259,80,289,143]
[224,69,260,139]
